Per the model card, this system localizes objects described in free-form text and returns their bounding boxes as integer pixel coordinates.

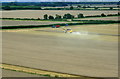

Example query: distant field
[72,4,118,7]
[2,20,72,26]
[1,10,118,19]
[75,16,119,21]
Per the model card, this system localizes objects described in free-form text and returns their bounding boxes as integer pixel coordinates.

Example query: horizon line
[1,1,119,2]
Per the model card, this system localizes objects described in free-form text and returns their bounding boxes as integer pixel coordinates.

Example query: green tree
[94,7,99,10]
[49,15,54,19]
[71,15,74,19]
[101,13,106,17]
[77,5,81,8]
[87,6,90,8]
[3,6,11,10]
[109,7,113,10]
[37,18,40,20]
[82,6,86,9]
[117,6,120,8]
[78,13,84,18]
[55,14,62,19]
[70,6,74,10]
[44,14,48,20]
[118,12,120,15]
[63,13,74,19]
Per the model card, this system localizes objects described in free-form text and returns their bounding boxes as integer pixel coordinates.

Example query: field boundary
[1,20,119,29]
[0,63,100,79]
[1,15,119,21]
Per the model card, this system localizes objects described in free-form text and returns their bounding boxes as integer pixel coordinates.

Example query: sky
[0,0,119,2]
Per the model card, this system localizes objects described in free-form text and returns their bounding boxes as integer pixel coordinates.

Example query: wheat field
[2,10,118,19]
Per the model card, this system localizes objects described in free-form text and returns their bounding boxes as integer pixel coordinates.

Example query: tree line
[43,13,120,20]
[2,5,119,10]
[1,13,119,21]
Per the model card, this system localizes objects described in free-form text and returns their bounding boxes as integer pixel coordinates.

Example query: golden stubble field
[2,24,118,42]
[1,10,118,19]
[69,24,118,35]
[2,24,118,77]
[75,16,119,21]
[2,20,76,26]
[1,8,119,77]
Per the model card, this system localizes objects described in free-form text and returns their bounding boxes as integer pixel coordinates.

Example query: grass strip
[0,63,101,79]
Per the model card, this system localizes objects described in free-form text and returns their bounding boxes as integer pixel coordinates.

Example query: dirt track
[2,29,118,77]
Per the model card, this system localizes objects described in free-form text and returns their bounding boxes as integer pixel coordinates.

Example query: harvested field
[2,24,118,37]
[75,16,119,21]
[1,10,118,19]
[69,24,118,35]
[1,20,74,26]
[2,24,118,77]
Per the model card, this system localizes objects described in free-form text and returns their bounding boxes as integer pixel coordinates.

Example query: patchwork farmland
[2,23,118,77]
[1,7,119,78]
